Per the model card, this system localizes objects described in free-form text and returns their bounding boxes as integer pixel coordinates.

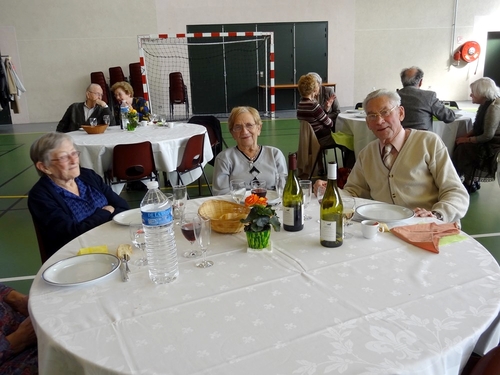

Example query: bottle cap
[327,162,337,180]
[146,181,159,189]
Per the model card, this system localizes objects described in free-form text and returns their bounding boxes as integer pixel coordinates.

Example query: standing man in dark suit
[56,83,114,133]
[398,66,455,130]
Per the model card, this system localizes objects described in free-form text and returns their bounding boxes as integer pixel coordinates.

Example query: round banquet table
[29,196,500,375]
[336,111,475,158]
[68,123,213,188]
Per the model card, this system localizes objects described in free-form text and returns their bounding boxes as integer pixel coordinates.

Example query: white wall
[0,0,499,123]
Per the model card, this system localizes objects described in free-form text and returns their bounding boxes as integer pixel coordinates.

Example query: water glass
[343,197,356,239]
[103,115,110,125]
[275,173,287,204]
[129,223,147,266]
[316,185,326,223]
[89,117,97,126]
[230,179,246,204]
[194,215,213,268]
[299,180,312,221]
[172,185,187,224]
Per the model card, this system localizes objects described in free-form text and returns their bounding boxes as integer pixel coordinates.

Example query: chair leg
[201,168,213,196]
[309,150,322,180]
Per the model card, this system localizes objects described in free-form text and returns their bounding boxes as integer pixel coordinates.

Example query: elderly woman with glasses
[212,106,287,195]
[111,81,150,124]
[28,132,129,259]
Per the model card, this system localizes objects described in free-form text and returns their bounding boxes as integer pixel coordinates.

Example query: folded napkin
[390,222,461,253]
[77,245,108,255]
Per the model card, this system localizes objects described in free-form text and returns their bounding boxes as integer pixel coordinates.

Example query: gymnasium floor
[1,108,499,295]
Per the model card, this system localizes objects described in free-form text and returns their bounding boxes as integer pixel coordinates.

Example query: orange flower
[244,194,268,207]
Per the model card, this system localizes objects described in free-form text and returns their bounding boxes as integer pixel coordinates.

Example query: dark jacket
[28,168,129,258]
[56,102,115,133]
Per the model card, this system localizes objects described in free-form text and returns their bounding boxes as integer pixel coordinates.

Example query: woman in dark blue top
[28,133,130,259]
[111,81,150,123]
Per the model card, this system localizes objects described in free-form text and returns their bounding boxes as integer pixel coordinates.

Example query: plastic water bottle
[140,181,179,284]
[120,101,129,130]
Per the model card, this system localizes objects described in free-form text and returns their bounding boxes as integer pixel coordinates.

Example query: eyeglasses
[366,105,398,122]
[51,150,81,163]
[88,91,103,97]
[232,123,257,132]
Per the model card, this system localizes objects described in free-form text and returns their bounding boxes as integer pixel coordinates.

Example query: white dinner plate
[345,109,359,113]
[356,203,414,222]
[355,113,366,118]
[113,208,142,226]
[42,253,120,286]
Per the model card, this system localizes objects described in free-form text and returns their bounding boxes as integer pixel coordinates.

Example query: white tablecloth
[336,112,475,158]
[68,124,213,187]
[29,196,500,375]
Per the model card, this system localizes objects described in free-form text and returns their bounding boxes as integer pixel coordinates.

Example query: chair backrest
[109,66,126,87]
[177,133,205,173]
[32,218,49,263]
[90,71,110,104]
[169,72,186,104]
[470,346,500,375]
[129,62,144,98]
[111,141,157,182]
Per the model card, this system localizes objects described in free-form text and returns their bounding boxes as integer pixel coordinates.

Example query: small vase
[127,116,139,131]
[246,228,271,252]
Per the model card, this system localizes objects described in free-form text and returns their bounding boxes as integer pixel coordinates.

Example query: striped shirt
[297,98,333,139]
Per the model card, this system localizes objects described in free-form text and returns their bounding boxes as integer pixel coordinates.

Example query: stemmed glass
[230,179,246,204]
[103,115,110,126]
[342,197,356,239]
[150,113,158,125]
[316,185,326,223]
[275,173,287,209]
[299,180,312,221]
[89,117,97,127]
[181,213,201,258]
[129,223,147,266]
[172,185,187,225]
[194,215,213,268]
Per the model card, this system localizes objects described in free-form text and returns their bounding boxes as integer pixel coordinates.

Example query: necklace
[238,145,261,163]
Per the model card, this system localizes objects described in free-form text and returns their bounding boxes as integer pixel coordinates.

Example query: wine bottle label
[320,220,338,241]
[283,205,304,226]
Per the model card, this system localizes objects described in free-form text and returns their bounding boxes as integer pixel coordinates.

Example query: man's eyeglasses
[51,150,81,163]
[232,123,257,132]
[366,105,398,122]
[88,91,103,97]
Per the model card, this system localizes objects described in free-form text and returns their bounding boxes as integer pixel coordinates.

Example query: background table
[69,124,213,188]
[336,111,475,158]
[29,196,500,375]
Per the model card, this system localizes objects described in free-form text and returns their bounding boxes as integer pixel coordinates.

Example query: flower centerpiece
[240,194,280,251]
[126,108,139,131]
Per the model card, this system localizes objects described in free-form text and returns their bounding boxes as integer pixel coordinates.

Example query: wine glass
[342,197,356,239]
[181,213,201,258]
[129,223,147,266]
[299,180,312,221]
[194,215,213,268]
[250,180,267,198]
[172,185,187,225]
[103,115,110,126]
[150,113,158,125]
[316,185,326,223]
[89,117,97,127]
[230,179,246,204]
[275,173,287,209]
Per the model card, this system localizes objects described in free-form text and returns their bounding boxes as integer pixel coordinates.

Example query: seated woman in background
[307,72,340,123]
[296,74,337,148]
[0,284,37,374]
[452,77,500,194]
[110,81,150,123]
[28,133,129,258]
[212,106,287,195]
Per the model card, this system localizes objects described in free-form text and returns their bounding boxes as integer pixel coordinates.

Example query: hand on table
[413,207,438,219]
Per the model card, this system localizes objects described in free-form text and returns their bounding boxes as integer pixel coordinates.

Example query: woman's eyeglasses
[51,150,81,163]
[232,123,257,132]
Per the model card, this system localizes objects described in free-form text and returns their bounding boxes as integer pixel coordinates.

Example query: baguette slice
[117,243,133,258]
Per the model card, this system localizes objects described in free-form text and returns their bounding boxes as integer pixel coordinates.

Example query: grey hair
[86,83,102,92]
[30,132,74,176]
[363,89,401,110]
[307,72,322,85]
[470,77,500,101]
[400,66,424,87]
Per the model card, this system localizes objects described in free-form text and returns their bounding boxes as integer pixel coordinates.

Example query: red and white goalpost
[137,32,275,120]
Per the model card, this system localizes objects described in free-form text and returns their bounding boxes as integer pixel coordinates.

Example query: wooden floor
[1,110,499,294]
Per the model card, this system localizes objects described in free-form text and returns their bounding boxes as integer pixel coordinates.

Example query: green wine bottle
[282,153,304,232]
[320,162,343,247]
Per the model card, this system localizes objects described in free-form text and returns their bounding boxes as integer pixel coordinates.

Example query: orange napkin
[390,222,460,253]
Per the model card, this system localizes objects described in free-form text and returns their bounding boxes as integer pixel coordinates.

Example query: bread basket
[198,200,250,234]
[81,124,108,134]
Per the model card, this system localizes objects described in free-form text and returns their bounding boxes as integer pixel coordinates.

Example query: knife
[120,258,129,282]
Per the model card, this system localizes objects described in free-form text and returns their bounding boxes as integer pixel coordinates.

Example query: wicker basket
[81,124,108,134]
[198,200,250,234]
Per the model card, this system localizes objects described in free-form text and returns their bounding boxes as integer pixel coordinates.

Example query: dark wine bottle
[282,153,304,232]
[320,162,343,247]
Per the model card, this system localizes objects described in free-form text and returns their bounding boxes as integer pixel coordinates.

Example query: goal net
[137,32,275,120]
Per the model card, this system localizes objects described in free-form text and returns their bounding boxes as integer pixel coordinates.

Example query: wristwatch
[431,211,443,221]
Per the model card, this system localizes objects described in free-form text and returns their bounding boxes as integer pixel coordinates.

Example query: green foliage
[240,204,281,232]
